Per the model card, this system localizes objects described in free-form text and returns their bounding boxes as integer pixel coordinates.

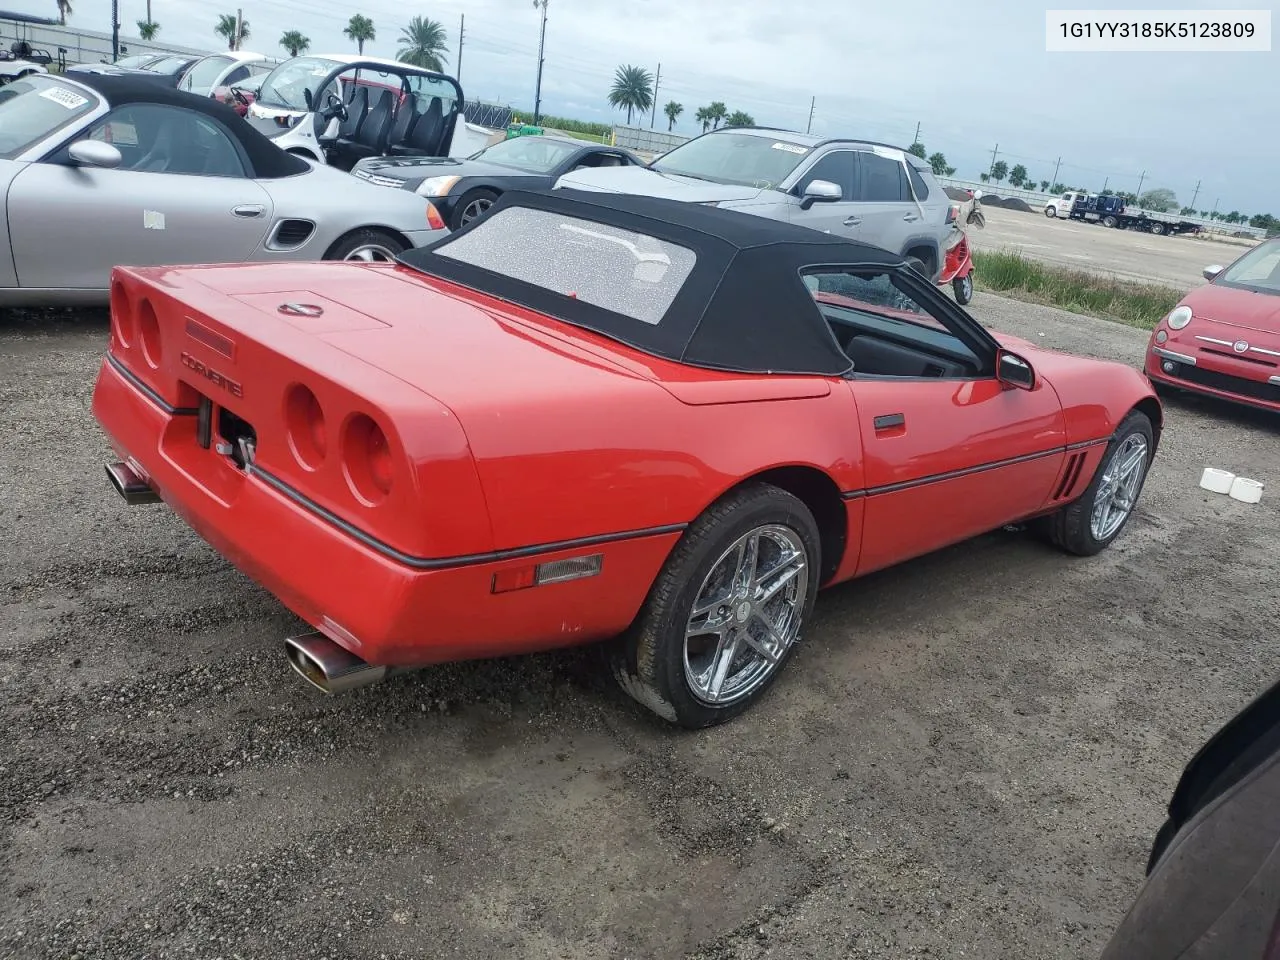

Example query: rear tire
[610,483,821,729]
[953,273,974,304]
[1034,410,1154,556]
[324,228,407,262]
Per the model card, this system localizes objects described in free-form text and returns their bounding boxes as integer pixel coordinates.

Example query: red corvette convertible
[1145,236,1280,413]
[91,189,1162,727]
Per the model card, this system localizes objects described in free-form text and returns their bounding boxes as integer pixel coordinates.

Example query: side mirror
[1203,264,1223,281]
[996,349,1035,390]
[68,139,123,169]
[799,178,842,211]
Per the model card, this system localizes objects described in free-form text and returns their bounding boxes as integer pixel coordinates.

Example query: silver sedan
[0,71,448,307]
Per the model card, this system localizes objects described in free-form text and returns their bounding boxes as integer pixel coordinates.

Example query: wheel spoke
[755,559,803,605]
[706,631,741,700]
[735,536,759,594]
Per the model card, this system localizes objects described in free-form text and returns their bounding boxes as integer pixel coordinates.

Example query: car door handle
[902,213,919,222]
[232,204,266,218]
[873,413,905,431]
[843,216,862,226]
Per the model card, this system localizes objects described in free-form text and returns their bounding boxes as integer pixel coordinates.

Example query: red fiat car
[1145,237,1280,412]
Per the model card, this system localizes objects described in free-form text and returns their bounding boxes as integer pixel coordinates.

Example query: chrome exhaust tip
[105,461,161,505]
[284,632,389,695]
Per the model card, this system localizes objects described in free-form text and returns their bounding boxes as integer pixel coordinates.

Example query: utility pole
[1051,156,1061,187]
[233,8,243,50]
[988,143,999,175]
[1189,179,1201,210]
[1135,170,1146,198]
[110,0,119,59]
[650,62,660,128]
[456,14,464,83]
[806,96,815,134]
[532,0,549,125]
[912,121,921,146]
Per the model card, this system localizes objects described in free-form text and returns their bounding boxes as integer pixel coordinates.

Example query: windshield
[470,137,579,172]
[256,56,342,111]
[115,53,158,69]
[651,131,812,188]
[1217,239,1280,295]
[179,55,234,93]
[146,56,191,74]
[0,75,99,159]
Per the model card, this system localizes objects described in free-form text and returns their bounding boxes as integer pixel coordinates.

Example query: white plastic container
[1200,467,1235,494]
[1228,476,1264,504]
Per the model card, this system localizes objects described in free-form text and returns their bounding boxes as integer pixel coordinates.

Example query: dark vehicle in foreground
[1100,674,1280,958]
[1145,238,1280,414]
[92,189,1161,729]
[351,134,643,229]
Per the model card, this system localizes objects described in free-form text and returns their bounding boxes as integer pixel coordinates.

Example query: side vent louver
[1054,452,1087,501]
[270,219,317,249]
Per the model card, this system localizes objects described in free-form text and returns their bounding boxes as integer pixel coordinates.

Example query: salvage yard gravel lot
[2,291,1277,959]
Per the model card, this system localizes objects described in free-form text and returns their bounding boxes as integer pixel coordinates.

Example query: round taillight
[110,280,135,348]
[342,412,393,505]
[284,383,327,471]
[137,298,162,369]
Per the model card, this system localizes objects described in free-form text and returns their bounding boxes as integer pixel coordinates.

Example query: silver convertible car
[0,71,448,307]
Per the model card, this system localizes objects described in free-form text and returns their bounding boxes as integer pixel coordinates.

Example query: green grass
[971,249,1184,329]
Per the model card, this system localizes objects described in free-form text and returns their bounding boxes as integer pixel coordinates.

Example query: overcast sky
[9,0,1274,215]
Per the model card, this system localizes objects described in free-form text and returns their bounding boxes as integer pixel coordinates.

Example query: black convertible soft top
[68,71,310,180]
[397,188,910,376]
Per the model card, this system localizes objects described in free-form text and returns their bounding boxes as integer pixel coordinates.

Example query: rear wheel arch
[1133,396,1163,451]
[322,225,412,261]
[707,465,847,584]
[902,241,939,280]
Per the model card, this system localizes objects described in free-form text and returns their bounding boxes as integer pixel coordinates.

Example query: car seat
[336,86,367,140]
[386,97,418,151]
[345,88,394,160]
[390,95,444,156]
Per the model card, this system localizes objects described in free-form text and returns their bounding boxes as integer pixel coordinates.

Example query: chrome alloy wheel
[683,524,809,706]
[460,196,493,225]
[342,243,399,262]
[1090,433,1149,541]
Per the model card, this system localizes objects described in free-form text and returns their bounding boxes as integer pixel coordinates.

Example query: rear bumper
[91,357,680,667]
[1145,345,1280,414]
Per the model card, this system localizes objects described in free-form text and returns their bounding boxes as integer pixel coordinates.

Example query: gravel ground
[2,294,1278,960]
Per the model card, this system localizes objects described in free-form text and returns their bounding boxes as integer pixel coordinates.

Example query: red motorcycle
[938,227,974,305]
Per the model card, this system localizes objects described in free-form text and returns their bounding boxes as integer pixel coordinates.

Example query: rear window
[434,207,697,325]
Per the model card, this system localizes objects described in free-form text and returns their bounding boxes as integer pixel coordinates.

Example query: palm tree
[279,30,310,57]
[345,14,375,54]
[214,13,249,50]
[725,110,754,127]
[662,100,683,132]
[694,106,711,133]
[607,64,653,125]
[706,101,727,129]
[396,16,448,71]
[55,0,71,24]
[137,19,159,39]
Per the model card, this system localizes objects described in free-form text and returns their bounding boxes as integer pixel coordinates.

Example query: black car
[349,134,642,230]
[67,53,198,88]
[1100,674,1280,958]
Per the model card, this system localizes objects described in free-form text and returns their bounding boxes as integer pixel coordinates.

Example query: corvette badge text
[181,351,243,398]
